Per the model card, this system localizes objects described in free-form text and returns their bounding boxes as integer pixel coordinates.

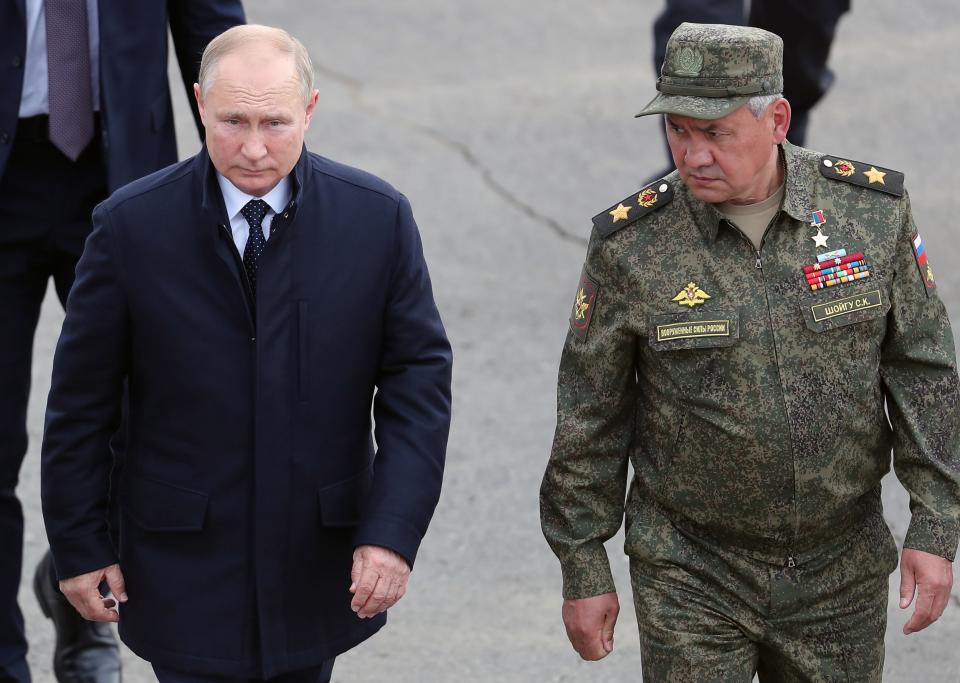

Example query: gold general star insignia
[609,203,632,223]
[863,166,886,185]
[672,282,711,307]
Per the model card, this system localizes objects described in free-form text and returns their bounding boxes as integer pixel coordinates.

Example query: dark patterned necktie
[45,0,95,161]
[240,199,270,295]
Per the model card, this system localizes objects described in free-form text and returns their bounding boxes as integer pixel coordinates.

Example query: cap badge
[674,46,704,77]
[672,282,711,307]
[638,188,659,208]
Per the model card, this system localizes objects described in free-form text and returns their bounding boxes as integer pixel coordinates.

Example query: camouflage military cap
[636,23,784,120]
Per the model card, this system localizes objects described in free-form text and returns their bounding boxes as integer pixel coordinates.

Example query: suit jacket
[0,0,246,191]
[41,147,453,678]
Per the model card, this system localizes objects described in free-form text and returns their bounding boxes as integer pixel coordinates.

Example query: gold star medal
[672,282,711,307]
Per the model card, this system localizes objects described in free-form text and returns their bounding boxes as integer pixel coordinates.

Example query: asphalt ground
[17,1,960,680]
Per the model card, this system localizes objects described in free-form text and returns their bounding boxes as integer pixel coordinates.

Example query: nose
[683,138,714,169]
[240,129,268,163]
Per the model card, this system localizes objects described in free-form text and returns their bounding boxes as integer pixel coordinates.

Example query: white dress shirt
[217,174,292,256]
[19,0,101,117]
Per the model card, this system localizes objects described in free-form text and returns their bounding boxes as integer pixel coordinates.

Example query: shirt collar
[216,173,292,222]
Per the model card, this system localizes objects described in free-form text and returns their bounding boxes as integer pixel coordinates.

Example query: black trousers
[0,116,107,683]
[152,660,335,683]
[653,0,851,160]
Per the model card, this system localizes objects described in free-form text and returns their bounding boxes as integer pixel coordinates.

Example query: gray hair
[198,25,316,104]
[746,94,783,118]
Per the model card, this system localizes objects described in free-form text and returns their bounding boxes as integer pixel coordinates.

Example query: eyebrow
[666,116,721,133]
[219,111,290,121]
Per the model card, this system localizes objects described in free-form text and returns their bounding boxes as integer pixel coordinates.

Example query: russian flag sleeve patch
[912,231,936,293]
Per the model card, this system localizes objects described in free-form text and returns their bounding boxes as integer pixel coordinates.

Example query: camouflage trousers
[628,502,899,682]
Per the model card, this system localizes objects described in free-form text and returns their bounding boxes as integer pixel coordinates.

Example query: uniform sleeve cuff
[904,513,960,561]
[560,543,616,600]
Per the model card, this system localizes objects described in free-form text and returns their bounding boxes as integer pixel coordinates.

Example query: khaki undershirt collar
[717,182,785,250]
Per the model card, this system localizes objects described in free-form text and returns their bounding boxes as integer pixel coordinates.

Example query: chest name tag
[810,289,882,323]
[656,319,731,343]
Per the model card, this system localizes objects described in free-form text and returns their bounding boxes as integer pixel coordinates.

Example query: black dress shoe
[33,551,122,683]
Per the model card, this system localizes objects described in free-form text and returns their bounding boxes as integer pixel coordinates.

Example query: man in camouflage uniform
[540,23,960,681]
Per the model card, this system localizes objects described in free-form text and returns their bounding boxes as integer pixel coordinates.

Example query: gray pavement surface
[17,1,960,681]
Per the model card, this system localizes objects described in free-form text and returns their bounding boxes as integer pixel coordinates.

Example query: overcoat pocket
[122,473,208,532]
[318,465,373,527]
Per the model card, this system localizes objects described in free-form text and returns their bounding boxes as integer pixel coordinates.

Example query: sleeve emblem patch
[570,272,599,341]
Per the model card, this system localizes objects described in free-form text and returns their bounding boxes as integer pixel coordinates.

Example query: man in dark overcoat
[41,24,452,683]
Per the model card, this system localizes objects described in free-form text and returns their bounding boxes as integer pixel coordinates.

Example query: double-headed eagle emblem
[673,282,711,307]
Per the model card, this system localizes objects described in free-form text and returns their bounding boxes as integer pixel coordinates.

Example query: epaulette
[818,155,904,197]
[592,179,674,238]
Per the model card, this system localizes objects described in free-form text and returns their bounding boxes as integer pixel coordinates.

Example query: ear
[194,83,207,125]
[770,98,791,144]
[304,89,320,128]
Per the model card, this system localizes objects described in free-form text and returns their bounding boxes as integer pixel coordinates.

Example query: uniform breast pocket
[647,308,741,352]
[798,279,890,334]
[642,308,741,471]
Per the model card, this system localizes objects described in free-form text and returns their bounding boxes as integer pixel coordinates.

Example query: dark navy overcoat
[41,147,453,678]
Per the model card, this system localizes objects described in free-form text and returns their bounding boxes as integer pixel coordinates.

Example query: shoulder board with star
[818,155,904,197]
[592,179,674,238]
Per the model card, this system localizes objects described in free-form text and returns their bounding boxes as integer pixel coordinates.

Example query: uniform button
[0,133,9,144]
[12,56,22,68]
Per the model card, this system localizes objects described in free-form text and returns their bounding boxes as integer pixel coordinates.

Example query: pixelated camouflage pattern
[636,23,784,121]
[540,140,960,600]
[628,496,896,681]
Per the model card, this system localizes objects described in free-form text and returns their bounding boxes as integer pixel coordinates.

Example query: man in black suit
[0,2,244,681]
[41,24,452,683]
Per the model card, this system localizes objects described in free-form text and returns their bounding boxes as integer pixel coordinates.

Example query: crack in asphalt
[312,59,588,247]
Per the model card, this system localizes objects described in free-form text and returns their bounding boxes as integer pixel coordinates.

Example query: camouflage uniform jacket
[541,141,960,600]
